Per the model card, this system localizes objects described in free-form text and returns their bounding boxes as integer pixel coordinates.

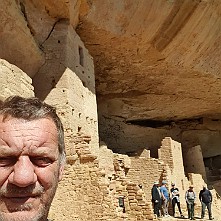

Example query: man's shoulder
[152,186,158,191]
[160,186,167,191]
[206,189,212,194]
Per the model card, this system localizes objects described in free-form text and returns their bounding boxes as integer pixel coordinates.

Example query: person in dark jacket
[151,181,162,217]
[199,186,214,220]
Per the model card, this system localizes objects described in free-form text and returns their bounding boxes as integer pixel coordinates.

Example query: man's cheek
[37,170,57,189]
[0,172,10,187]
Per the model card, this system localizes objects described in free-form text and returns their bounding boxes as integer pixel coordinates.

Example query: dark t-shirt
[171,187,180,196]
[199,189,212,203]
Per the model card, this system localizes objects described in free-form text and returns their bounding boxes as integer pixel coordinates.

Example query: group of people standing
[151,180,214,220]
[151,180,184,218]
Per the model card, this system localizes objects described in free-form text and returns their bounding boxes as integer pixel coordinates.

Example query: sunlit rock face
[77,0,221,159]
[0,0,45,77]
[0,0,80,77]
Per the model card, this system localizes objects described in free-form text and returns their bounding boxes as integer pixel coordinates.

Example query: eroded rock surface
[76,0,221,158]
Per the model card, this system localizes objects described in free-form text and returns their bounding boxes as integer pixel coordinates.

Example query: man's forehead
[0,144,57,155]
[0,116,58,148]
[0,118,55,135]
[0,115,56,129]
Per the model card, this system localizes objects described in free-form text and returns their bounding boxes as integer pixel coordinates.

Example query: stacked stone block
[184,145,207,181]
[159,137,190,207]
[97,142,115,179]
[126,156,164,202]
[33,20,99,156]
[126,183,155,220]
[0,59,34,99]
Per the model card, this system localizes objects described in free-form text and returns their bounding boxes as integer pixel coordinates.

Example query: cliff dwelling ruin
[1,0,221,220]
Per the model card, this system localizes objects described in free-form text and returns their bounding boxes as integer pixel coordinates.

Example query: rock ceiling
[77,0,221,122]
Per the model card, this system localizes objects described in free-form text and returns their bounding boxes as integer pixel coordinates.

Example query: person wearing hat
[151,181,162,217]
[160,180,170,217]
[170,183,184,218]
[185,185,196,220]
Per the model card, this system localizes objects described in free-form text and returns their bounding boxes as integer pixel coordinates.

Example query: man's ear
[58,164,64,181]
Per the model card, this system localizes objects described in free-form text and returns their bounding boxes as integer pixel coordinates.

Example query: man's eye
[0,157,16,167]
[31,157,53,167]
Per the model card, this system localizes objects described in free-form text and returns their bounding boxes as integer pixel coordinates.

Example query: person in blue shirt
[160,180,170,217]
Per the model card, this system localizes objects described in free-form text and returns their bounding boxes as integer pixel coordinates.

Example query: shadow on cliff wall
[33,19,95,100]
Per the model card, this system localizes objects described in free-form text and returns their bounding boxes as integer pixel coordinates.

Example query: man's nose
[8,156,37,187]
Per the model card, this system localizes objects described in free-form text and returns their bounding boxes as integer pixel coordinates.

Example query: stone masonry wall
[126,137,197,216]
[98,142,115,179]
[0,59,34,99]
[49,149,116,220]
[159,138,190,206]
[184,145,207,181]
[111,154,155,221]
[126,153,164,202]
[49,137,156,221]
[159,137,174,170]
[33,20,99,156]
